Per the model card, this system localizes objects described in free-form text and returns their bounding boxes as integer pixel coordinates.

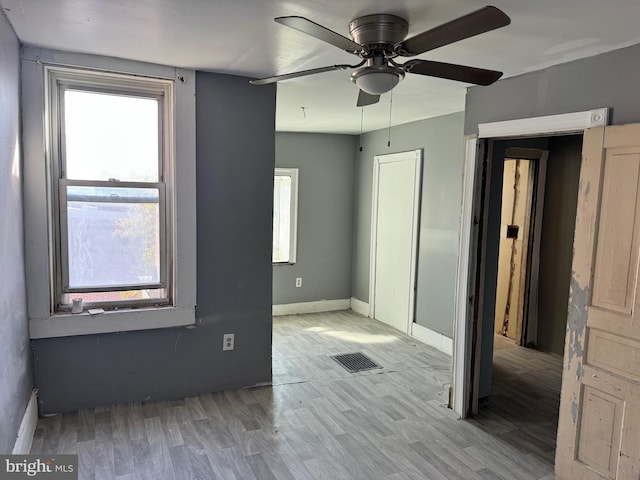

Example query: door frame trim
[369,149,422,335]
[451,108,609,418]
[525,150,549,347]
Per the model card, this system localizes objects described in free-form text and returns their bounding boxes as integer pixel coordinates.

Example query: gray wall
[537,135,582,355]
[352,112,464,337]
[465,42,640,134]
[274,133,356,305]
[0,13,32,453]
[32,72,276,414]
[468,42,640,398]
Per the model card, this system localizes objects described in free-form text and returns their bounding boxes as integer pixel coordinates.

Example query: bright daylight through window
[273,168,298,264]
[49,70,173,311]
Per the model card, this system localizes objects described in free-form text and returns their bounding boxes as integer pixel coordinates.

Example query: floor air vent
[330,352,382,373]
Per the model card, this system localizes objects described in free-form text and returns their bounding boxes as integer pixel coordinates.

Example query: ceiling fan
[250,6,510,106]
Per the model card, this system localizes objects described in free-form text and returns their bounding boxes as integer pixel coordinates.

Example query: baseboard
[350,297,370,317]
[12,389,38,454]
[272,299,351,316]
[411,323,453,356]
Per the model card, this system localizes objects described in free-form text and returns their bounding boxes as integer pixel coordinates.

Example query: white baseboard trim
[273,299,351,316]
[12,389,38,454]
[350,297,370,317]
[411,323,453,356]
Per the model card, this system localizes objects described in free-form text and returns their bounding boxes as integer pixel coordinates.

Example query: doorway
[468,136,581,468]
[479,135,582,397]
[369,149,422,335]
[451,108,609,418]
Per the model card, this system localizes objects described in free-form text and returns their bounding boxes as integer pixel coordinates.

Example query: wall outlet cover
[223,333,235,351]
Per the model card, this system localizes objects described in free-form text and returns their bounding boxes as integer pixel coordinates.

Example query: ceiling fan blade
[406,59,502,85]
[250,64,352,85]
[275,16,363,53]
[357,90,380,107]
[395,6,510,56]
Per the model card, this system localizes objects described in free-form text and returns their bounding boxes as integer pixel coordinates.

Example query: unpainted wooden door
[556,124,640,479]
[494,159,533,340]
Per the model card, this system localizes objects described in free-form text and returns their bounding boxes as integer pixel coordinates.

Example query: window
[23,54,195,338]
[273,168,298,264]
[48,68,173,311]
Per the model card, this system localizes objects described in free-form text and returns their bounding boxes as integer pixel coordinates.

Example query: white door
[371,150,421,334]
[556,124,640,479]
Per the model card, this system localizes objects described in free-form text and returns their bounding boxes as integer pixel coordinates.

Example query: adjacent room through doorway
[475,134,583,463]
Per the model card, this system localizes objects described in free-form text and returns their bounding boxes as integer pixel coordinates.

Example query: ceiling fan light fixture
[351,67,405,95]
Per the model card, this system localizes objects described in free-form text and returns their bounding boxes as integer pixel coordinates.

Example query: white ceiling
[3,0,640,134]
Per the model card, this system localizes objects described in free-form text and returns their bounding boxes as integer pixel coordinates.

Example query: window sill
[273,262,296,266]
[29,306,196,339]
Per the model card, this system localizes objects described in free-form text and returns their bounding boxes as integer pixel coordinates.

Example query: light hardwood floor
[31,311,561,479]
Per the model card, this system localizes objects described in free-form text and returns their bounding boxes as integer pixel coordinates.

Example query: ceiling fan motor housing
[348,14,409,95]
[349,14,409,50]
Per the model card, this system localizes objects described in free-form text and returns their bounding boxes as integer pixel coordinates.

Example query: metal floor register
[330,352,382,373]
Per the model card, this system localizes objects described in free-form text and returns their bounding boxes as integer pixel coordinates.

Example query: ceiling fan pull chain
[387,85,394,147]
[359,107,364,152]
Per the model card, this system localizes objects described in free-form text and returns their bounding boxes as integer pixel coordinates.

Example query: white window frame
[49,68,173,310]
[273,168,299,265]
[21,49,197,339]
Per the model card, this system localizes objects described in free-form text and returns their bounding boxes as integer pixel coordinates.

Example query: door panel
[592,150,640,314]
[576,386,624,477]
[587,329,640,382]
[556,124,640,480]
[372,151,421,333]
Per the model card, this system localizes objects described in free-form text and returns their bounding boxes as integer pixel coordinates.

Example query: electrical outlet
[223,333,235,351]
[295,277,303,288]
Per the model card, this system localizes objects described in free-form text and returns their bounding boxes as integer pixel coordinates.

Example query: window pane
[66,186,161,289]
[63,90,159,182]
[273,175,291,263]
